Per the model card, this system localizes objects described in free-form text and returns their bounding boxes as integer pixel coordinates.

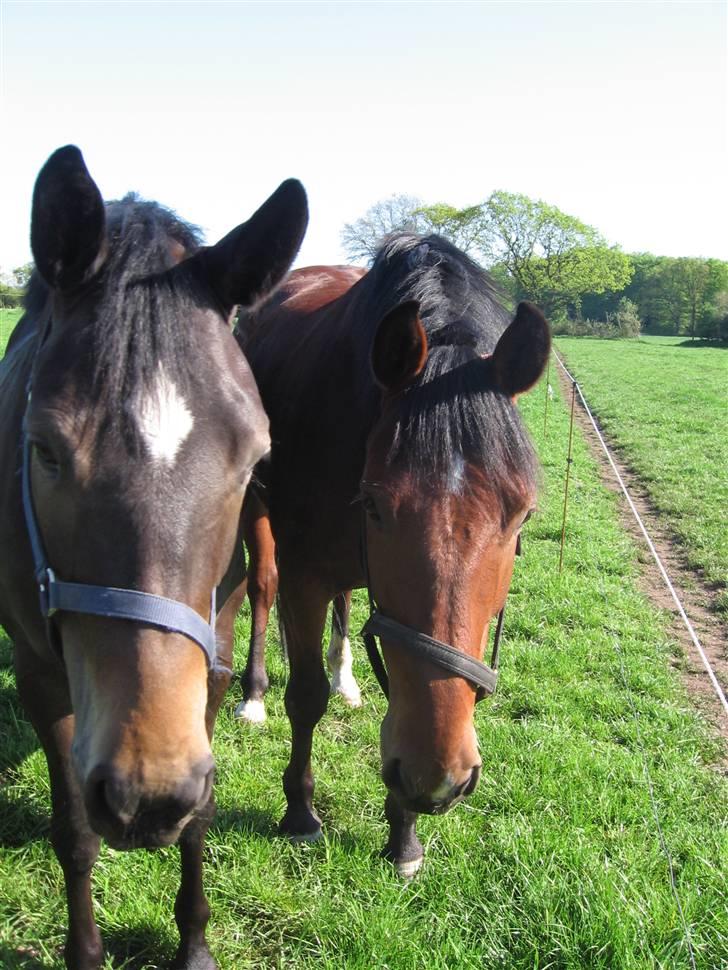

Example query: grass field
[554,336,728,614]
[0,308,22,356]
[1,362,726,969]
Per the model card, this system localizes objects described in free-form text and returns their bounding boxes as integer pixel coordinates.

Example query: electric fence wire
[551,349,728,720]
[609,622,698,970]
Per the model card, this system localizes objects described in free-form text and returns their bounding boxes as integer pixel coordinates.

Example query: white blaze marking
[137,367,194,464]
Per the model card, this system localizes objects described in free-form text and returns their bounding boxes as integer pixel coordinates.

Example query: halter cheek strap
[359,498,520,704]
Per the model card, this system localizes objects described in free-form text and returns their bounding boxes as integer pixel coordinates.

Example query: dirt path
[553,362,728,747]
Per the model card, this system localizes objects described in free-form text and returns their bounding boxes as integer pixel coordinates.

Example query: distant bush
[697,291,728,343]
[0,282,23,308]
[608,297,641,338]
[551,297,641,339]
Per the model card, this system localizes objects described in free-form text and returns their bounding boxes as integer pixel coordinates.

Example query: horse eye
[33,442,60,475]
[362,494,381,522]
[522,509,533,525]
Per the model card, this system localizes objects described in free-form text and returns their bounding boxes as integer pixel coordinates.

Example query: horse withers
[235,239,549,876]
[0,146,307,969]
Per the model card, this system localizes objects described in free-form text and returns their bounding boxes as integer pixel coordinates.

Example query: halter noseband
[21,326,227,673]
[359,487,519,704]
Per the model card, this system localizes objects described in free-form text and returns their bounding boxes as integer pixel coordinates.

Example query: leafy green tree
[0,269,24,308]
[479,191,633,317]
[609,297,641,338]
[12,263,33,288]
[415,202,484,256]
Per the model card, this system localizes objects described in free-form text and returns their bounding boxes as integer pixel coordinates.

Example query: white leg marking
[137,366,194,464]
[396,856,424,879]
[328,633,362,707]
[234,698,267,723]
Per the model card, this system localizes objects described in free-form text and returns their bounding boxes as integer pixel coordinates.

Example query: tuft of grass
[0,308,23,358]
[1,364,726,968]
[555,335,728,613]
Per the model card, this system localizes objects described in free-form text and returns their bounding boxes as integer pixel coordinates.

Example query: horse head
[364,298,550,816]
[23,146,307,848]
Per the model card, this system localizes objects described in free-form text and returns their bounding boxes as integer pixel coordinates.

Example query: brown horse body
[235,238,549,875]
[234,491,360,723]
[0,147,307,969]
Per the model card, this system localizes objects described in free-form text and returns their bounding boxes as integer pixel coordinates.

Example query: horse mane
[357,233,540,514]
[26,194,206,414]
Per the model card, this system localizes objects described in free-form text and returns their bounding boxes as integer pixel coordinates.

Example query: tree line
[0,263,32,308]
[341,193,728,341]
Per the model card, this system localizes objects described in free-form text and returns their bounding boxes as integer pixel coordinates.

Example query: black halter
[359,493,519,704]
[21,326,226,673]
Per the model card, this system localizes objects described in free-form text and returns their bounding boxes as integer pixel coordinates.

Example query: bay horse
[0,146,307,969]
[235,236,550,876]
[234,490,361,723]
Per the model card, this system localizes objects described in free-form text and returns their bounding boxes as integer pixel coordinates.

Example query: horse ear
[200,178,308,311]
[31,145,107,291]
[491,301,551,397]
[371,300,428,393]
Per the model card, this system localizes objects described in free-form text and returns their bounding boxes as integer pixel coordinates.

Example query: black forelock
[90,195,205,409]
[360,233,540,514]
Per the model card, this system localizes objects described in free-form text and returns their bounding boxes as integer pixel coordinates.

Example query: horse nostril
[85,759,214,837]
[87,766,139,828]
[463,764,481,798]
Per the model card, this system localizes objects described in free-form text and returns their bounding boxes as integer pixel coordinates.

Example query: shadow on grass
[211,803,280,839]
[0,631,48,848]
[103,923,176,970]
[675,338,727,349]
[0,678,39,773]
[0,946,55,970]
[212,801,366,857]
[0,928,178,970]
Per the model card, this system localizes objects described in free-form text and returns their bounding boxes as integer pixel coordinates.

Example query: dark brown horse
[234,492,360,723]
[235,238,550,876]
[0,146,307,969]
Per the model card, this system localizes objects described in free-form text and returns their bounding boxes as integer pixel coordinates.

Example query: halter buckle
[38,567,57,618]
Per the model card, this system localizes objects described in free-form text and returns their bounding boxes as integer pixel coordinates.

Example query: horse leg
[172,622,233,970]
[170,797,216,970]
[235,497,276,724]
[276,573,330,841]
[382,791,424,879]
[15,660,103,970]
[326,590,362,707]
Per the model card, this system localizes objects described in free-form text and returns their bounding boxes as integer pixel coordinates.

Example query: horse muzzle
[382,759,482,815]
[83,757,215,849]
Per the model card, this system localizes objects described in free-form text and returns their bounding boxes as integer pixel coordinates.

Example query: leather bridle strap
[358,502,518,704]
[362,609,499,701]
[21,419,226,673]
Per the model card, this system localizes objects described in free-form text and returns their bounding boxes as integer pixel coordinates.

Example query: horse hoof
[330,676,363,708]
[234,698,266,723]
[395,855,424,879]
[279,808,322,843]
[170,943,217,970]
[287,826,323,844]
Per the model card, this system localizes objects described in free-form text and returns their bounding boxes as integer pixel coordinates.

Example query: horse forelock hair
[91,195,205,412]
[26,195,211,444]
[362,233,540,516]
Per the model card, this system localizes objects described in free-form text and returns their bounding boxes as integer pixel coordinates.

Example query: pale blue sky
[1,0,726,273]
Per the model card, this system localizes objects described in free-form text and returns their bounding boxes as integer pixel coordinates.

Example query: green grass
[0,308,23,357]
[1,374,726,968]
[554,336,728,613]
